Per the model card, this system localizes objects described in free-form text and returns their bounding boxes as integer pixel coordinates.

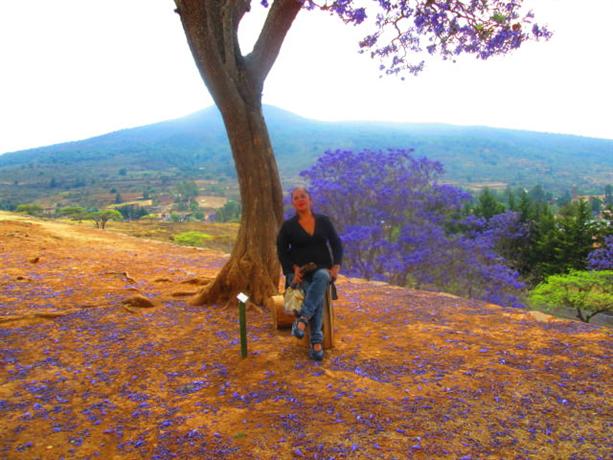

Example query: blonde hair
[290,186,311,200]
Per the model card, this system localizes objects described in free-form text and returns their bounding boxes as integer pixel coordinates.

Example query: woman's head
[290,187,312,214]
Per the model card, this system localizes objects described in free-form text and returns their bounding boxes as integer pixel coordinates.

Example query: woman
[276,187,343,361]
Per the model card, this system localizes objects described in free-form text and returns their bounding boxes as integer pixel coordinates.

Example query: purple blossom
[307,0,552,77]
[587,235,613,270]
[300,148,525,306]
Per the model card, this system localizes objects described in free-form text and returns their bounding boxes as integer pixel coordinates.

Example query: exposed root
[121,294,157,308]
[181,277,214,286]
[34,311,74,319]
[121,305,139,314]
[0,309,80,324]
[103,271,137,283]
[247,301,263,314]
[171,291,198,297]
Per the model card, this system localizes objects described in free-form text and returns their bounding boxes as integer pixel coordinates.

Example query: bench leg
[301,285,335,350]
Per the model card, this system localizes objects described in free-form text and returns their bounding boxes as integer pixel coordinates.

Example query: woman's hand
[292,265,303,285]
[329,265,340,281]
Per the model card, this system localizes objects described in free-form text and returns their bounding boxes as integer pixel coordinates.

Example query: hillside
[1,106,612,208]
[0,211,611,458]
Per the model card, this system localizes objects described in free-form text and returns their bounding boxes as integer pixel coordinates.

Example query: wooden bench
[270,284,335,350]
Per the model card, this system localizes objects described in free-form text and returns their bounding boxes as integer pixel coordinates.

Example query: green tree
[473,188,505,219]
[117,205,149,221]
[590,197,602,215]
[529,270,613,323]
[505,187,517,211]
[554,200,597,272]
[174,0,549,306]
[88,209,122,229]
[215,200,241,223]
[605,184,613,207]
[56,206,86,221]
[556,190,572,207]
[513,191,558,284]
[16,203,43,216]
[527,184,549,204]
[175,180,199,211]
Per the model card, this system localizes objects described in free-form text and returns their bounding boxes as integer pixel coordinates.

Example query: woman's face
[292,188,311,213]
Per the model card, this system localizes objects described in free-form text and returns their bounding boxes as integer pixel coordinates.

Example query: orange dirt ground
[0,212,611,459]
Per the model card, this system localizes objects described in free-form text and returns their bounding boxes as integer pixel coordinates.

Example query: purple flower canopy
[300,148,525,307]
[287,0,551,77]
[588,235,613,270]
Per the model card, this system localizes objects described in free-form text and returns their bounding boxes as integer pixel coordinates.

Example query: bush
[16,204,44,216]
[173,231,213,247]
[529,270,613,322]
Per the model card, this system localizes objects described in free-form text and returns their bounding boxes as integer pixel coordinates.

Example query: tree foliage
[172,0,549,304]
[174,180,199,211]
[56,206,87,221]
[299,0,550,76]
[301,148,524,306]
[16,204,44,216]
[588,235,613,270]
[529,270,613,323]
[214,200,241,223]
[88,209,122,230]
[479,189,611,286]
[116,205,150,221]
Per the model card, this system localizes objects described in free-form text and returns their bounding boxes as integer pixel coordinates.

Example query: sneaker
[309,344,324,361]
[291,317,307,339]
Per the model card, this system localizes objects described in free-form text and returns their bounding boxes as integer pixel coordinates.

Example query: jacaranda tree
[174,0,550,305]
[588,235,613,270]
[301,148,525,307]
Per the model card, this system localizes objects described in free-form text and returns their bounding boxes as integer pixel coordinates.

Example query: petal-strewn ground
[1,213,610,459]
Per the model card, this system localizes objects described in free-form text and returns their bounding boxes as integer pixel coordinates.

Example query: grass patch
[103,219,238,252]
[173,231,213,247]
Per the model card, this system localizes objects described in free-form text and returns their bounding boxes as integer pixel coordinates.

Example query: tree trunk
[174,0,301,306]
[191,103,284,306]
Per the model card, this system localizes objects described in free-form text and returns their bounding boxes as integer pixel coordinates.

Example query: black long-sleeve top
[276,214,343,275]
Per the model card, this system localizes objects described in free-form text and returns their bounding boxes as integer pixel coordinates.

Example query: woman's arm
[324,216,343,267]
[322,216,343,280]
[276,222,294,275]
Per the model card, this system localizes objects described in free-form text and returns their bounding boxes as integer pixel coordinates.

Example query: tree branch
[586,308,610,322]
[246,0,302,83]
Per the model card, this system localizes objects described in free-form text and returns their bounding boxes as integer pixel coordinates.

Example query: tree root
[0,309,81,324]
[121,294,157,308]
[103,271,136,283]
[171,291,198,297]
[181,277,214,286]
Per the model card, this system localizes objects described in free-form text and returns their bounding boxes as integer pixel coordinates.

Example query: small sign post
[236,292,249,358]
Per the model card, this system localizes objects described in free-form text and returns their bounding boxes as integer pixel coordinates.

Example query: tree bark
[174,0,301,306]
[192,104,284,305]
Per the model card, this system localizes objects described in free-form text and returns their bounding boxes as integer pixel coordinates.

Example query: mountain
[1,105,612,207]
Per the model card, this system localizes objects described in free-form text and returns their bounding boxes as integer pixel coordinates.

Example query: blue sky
[1,0,612,154]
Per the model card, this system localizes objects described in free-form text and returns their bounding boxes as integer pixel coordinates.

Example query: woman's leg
[300,269,330,344]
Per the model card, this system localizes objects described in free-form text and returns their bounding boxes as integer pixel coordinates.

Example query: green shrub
[529,270,613,323]
[173,231,213,247]
[16,204,43,216]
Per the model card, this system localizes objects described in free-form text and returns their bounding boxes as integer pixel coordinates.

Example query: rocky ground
[0,212,611,459]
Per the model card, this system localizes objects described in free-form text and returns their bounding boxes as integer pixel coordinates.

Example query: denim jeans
[287,268,331,345]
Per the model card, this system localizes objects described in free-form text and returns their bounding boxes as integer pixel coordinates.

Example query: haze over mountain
[1,105,612,206]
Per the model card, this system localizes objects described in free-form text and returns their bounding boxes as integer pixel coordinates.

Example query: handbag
[283,285,304,315]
